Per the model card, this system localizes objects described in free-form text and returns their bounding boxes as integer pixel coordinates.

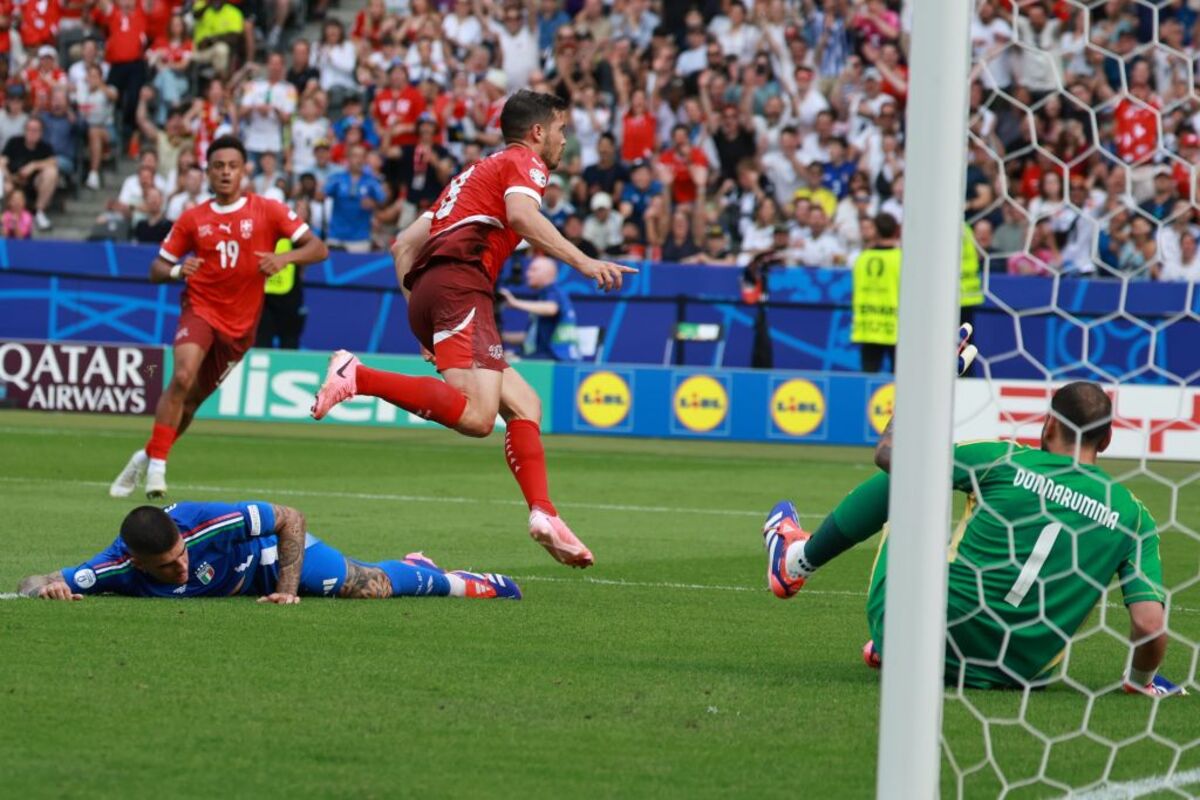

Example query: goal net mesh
[940,1,1200,796]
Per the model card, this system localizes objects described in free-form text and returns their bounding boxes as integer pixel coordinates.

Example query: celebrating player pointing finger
[312,90,634,569]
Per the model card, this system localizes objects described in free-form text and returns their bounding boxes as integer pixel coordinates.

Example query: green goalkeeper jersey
[944,440,1164,687]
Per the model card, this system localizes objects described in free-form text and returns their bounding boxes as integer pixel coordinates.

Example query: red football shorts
[173,308,255,397]
[407,261,508,372]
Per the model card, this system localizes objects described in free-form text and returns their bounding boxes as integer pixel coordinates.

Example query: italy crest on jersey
[195,562,215,585]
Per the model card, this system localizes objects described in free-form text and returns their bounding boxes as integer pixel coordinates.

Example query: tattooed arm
[874,417,894,473]
[257,505,307,605]
[338,561,394,599]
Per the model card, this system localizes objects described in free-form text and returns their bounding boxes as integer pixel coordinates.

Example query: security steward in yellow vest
[255,238,307,350]
[851,213,902,373]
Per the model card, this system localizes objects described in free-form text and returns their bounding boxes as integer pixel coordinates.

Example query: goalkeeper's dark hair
[206,134,248,164]
[1050,381,1112,447]
[120,506,182,555]
[500,90,568,143]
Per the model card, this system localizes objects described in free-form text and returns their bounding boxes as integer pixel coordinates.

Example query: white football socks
[785,540,817,581]
[446,573,466,597]
[148,458,167,474]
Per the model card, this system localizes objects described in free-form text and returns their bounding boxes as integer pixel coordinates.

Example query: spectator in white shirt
[583,192,625,255]
[289,97,332,178]
[676,26,709,77]
[762,125,804,206]
[443,0,483,56]
[879,173,904,224]
[487,4,539,91]
[717,1,761,63]
[166,165,211,221]
[799,206,849,267]
[571,85,611,170]
[970,1,1012,90]
[1156,230,1200,282]
[1014,2,1061,95]
[240,53,298,165]
[68,38,109,100]
[316,19,358,97]
[791,65,831,129]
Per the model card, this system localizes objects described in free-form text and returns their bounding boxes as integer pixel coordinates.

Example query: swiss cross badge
[240,219,254,239]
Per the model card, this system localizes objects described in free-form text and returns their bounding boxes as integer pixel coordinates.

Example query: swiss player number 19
[434,165,476,220]
[216,240,240,269]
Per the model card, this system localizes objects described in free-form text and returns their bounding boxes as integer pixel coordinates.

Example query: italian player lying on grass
[18,502,521,602]
[763,380,1185,697]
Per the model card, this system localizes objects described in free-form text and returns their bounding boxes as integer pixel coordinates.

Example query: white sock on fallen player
[785,540,817,581]
[445,573,466,597]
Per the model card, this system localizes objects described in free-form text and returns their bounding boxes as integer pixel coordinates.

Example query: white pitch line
[1065,767,1200,800]
[514,574,872,597]
[0,475,827,519]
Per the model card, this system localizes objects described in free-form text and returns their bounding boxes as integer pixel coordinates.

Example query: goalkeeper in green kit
[762,333,1182,696]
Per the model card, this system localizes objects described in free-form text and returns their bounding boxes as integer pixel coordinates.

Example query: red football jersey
[18,0,59,47]
[405,146,548,289]
[159,194,309,338]
[92,2,147,63]
[373,86,425,148]
[1115,98,1159,164]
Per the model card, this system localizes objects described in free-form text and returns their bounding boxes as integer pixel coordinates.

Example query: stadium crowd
[0,0,1198,281]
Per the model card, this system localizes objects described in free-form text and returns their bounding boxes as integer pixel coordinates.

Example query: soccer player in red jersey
[110,135,329,499]
[312,91,634,569]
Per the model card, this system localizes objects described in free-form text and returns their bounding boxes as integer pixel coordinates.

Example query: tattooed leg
[338,561,394,599]
[337,558,452,599]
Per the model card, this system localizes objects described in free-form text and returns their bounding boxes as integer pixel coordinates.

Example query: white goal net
[940,0,1200,796]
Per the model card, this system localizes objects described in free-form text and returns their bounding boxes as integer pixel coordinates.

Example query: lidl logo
[673,375,728,433]
[577,371,631,429]
[771,379,826,437]
[867,383,894,434]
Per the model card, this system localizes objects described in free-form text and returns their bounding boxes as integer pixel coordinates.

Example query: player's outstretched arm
[17,573,83,601]
[505,193,637,292]
[392,213,432,300]
[258,505,307,605]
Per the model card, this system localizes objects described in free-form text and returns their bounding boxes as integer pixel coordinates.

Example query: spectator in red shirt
[659,124,710,206]
[620,87,656,162]
[93,0,149,145]
[352,0,392,52]
[374,63,425,158]
[23,46,66,110]
[148,13,192,125]
[17,0,59,49]
[0,0,13,59]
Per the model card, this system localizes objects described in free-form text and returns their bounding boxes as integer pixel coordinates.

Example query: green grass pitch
[1,411,1197,799]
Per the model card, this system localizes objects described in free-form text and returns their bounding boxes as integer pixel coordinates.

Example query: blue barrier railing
[1,240,1197,383]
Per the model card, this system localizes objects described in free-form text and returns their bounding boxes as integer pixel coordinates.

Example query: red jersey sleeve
[159,210,197,263]
[265,198,309,243]
[500,150,548,208]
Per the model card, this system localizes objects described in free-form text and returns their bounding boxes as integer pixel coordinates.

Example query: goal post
[875,0,973,796]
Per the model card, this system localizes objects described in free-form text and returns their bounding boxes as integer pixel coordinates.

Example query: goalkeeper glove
[1122,674,1188,697]
[958,323,978,376]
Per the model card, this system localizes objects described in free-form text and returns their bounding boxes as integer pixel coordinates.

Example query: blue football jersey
[61,501,279,598]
